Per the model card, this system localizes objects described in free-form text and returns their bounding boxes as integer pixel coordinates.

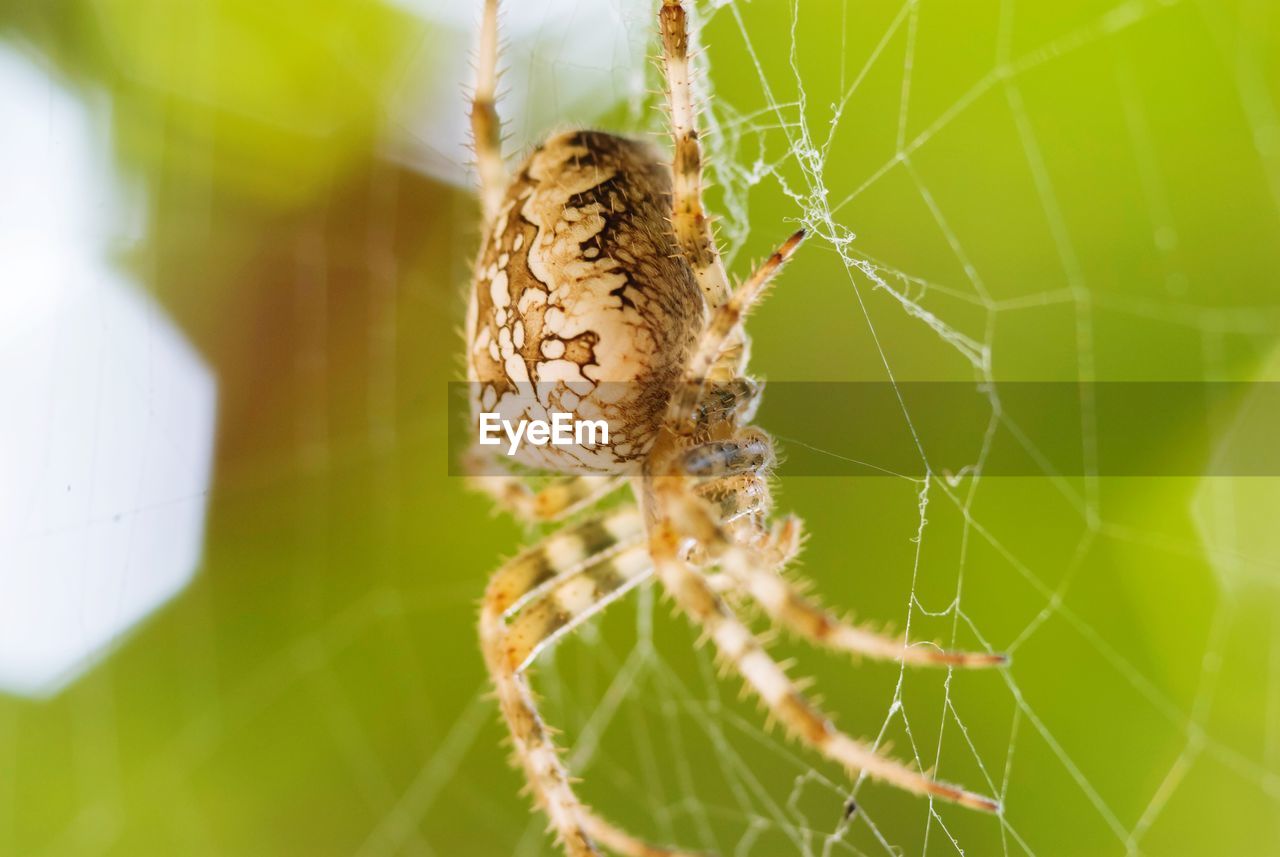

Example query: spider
[463,2,1006,854]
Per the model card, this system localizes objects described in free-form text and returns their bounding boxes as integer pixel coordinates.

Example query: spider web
[4,2,1280,856]
[411,1,1280,855]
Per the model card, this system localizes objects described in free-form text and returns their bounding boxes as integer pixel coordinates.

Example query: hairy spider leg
[644,476,1002,814]
[465,445,627,523]
[668,230,806,427]
[660,0,731,309]
[471,0,506,225]
[481,505,710,857]
[721,547,1009,669]
[657,434,1008,669]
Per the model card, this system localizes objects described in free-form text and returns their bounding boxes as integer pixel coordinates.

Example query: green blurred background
[2,0,1279,855]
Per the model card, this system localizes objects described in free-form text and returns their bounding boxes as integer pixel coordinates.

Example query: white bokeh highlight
[386,0,650,185]
[0,46,216,697]
[1193,345,1280,591]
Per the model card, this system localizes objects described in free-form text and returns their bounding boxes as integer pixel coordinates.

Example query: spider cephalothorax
[464,3,1007,855]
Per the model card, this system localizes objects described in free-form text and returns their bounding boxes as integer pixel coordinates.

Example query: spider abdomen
[467,130,704,473]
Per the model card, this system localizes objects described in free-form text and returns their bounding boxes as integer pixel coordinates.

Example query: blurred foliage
[2,0,424,204]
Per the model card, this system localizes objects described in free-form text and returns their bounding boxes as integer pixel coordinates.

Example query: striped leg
[721,549,1008,669]
[480,505,709,857]
[659,0,731,308]
[645,484,1000,813]
[468,471,624,524]
[684,230,806,385]
[501,543,651,672]
[668,230,806,426]
[471,0,506,225]
[662,432,1004,669]
[485,507,645,616]
[495,474,779,675]
[464,446,625,523]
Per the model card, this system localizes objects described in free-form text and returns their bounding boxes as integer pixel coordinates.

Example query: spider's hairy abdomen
[467,130,705,473]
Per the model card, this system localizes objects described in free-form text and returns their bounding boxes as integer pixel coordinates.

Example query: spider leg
[471,0,506,225]
[669,230,806,426]
[659,0,731,308]
[644,482,1001,813]
[465,445,626,523]
[482,504,712,857]
[487,506,646,617]
[499,476,775,670]
[503,543,651,672]
[667,436,1006,659]
[686,230,806,384]
[721,540,1009,669]
[680,455,1007,669]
